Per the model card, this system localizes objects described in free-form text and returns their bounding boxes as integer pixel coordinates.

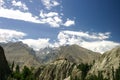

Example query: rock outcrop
[36,58,76,80]
[88,46,120,79]
[0,46,11,80]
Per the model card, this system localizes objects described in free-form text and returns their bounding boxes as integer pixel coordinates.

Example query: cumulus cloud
[12,0,28,11]
[0,28,50,51]
[63,19,75,27]
[39,11,62,27]
[0,29,26,43]
[41,0,60,10]
[22,38,50,51]
[57,30,110,41]
[53,30,120,53]
[81,41,119,53]
[0,0,75,27]
[39,11,75,27]
[0,8,41,23]
[0,0,4,7]
[0,28,119,53]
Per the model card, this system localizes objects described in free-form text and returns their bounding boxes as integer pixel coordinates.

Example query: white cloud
[40,11,59,18]
[39,11,62,27]
[40,0,75,27]
[0,28,119,53]
[0,0,75,27]
[12,0,28,11]
[0,8,41,23]
[63,19,75,27]
[81,41,119,53]
[53,30,120,53]
[0,6,75,27]
[41,0,60,10]
[0,29,50,51]
[0,29,26,43]
[0,0,4,7]
[58,30,110,40]
[39,11,75,27]
[22,38,50,51]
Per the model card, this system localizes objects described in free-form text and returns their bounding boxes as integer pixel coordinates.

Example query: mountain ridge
[0,42,40,69]
[36,44,101,64]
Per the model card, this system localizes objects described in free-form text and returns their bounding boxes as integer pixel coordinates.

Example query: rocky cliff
[35,58,76,80]
[88,46,120,79]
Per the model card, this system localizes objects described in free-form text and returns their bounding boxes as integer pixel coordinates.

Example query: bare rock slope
[1,42,40,68]
[88,46,120,79]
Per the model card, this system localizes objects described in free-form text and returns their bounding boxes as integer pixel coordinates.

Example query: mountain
[0,46,11,80]
[0,42,40,68]
[34,45,101,80]
[58,45,100,64]
[88,46,120,79]
[36,45,100,64]
[36,47,59,64]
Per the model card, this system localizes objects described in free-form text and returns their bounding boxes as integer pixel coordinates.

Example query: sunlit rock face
[88,46,120,79]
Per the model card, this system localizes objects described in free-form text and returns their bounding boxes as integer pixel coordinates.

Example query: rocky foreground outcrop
[87,46,120,79]
[0,46,11,80]
[35,58,76,80]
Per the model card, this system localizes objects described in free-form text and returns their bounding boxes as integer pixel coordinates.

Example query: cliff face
[0,46,11,80]
[88,46,120,79]
[36,58,75,80]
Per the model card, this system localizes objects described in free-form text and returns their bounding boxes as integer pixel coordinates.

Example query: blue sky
[0,0,120,53]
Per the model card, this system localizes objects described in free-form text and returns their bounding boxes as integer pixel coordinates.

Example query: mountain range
[0,42,120,80]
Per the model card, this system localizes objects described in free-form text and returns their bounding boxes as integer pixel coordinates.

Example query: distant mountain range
[34,44,101,64]
[1,41,100,66]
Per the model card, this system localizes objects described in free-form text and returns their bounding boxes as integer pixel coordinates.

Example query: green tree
[21,66,34,80]
[77,63,92,80]
[11,61,14,72]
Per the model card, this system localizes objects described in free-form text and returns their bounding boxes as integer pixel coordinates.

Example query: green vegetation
[8,63,36,80]
[70,63,92,80]
[77,63,92,80]
[6,61,120,80]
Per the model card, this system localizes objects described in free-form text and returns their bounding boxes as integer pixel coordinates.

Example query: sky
[0,0,120,53]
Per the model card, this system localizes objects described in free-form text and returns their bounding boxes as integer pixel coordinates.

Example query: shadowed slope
[0,46,11,80]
